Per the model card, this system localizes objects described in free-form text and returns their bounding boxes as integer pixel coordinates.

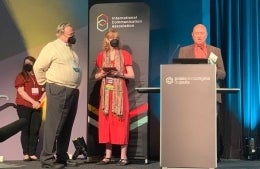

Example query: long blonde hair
[102,28,121,51]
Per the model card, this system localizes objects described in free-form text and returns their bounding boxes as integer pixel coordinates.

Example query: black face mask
[110,39,119,48]
[68,36,76,44]
[24,64,33,72]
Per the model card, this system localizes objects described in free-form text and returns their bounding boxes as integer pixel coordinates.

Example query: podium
[135,64,239,169]
[160,64,217,169]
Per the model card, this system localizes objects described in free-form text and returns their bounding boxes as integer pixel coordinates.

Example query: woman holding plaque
[95,28,135,166]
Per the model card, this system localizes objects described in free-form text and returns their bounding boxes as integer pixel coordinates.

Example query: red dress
[96,50,132,145]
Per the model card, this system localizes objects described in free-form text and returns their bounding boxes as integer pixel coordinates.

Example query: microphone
[0,118,27,142]
[169,44,180,63]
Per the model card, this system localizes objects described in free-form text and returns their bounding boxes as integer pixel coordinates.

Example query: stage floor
[0,159,260,169]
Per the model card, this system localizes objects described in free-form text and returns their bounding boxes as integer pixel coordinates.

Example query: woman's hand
[110,70,119,76]
[32,100,41,109]
[95,69,107,80]
[111,70,124,78]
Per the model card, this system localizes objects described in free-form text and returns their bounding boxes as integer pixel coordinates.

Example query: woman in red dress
[95,28,135,166]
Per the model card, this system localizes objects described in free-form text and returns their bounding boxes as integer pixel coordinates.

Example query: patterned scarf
[100,50,124,117]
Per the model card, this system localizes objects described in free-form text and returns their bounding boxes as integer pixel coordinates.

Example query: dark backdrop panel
[88,0,210,160]
[88,2,150,161]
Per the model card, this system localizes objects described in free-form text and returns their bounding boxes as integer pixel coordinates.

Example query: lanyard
[28,74,36,88]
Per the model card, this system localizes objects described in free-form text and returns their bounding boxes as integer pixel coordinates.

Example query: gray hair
[56,22,72,37]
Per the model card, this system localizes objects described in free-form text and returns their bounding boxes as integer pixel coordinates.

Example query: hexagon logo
[97,13,109,32]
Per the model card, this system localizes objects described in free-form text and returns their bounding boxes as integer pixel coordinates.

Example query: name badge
[105,77,114,90]
[73,62,80,72]
[32,88,39,95]
[105,77,114,84]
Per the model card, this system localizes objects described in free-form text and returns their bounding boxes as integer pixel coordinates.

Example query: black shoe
[56,159,78,167]
[41,162,65,169]
[96,158,113,165]
[66,160,78,167]
[117,159,130,166]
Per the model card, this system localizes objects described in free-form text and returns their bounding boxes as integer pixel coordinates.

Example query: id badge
[32,88,39,95]
[105,77,114,90]
[73,62,80,72]
[105,77,114,84]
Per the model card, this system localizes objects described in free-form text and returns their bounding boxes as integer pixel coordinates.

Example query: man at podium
[178,23,226,162]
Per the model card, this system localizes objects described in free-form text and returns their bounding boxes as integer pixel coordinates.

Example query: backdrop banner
[88,2,150,161]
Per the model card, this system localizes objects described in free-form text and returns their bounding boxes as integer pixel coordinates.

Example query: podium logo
[165,76,174,85]
[97,13,109,32]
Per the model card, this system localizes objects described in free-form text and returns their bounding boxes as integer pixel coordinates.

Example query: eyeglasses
[63,32,75,37]
[193,32,206,36]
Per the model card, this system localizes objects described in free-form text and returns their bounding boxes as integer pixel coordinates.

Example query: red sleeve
[15,74,25,88]
[96,51,104,68]
[121,50,133,66]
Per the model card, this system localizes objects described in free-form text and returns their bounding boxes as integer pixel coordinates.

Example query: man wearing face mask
[94,28,135,166]
[15,56,46,161]
[33,22,82,169]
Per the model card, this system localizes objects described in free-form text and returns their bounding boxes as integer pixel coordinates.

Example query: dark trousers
[40,83,79,164]
[217,103,224,159]
[17,105,42,155]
